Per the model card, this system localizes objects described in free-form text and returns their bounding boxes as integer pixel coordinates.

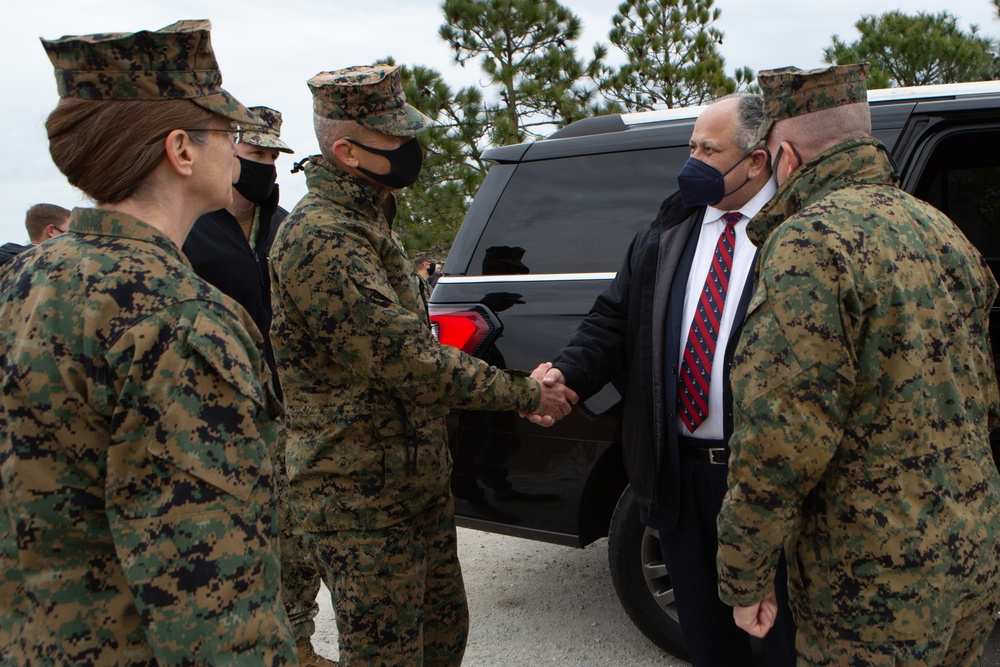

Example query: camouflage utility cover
[717,138,1000,642]
[243,105,294,153]
[41,19,260,126]
[0,208,296,663]
[753,63,870,144]
[308,65,433,137]
[268,156,539,532]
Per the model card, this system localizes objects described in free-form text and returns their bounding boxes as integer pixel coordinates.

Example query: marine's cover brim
[193,89,263,127]
[359,103,434,137]
[241,131,294,153]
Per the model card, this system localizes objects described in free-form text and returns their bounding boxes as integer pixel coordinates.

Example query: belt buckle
[708,447,727,465]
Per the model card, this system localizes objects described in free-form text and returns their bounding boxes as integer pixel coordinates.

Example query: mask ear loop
[720,150,756,199]
[770,142,805,180]
[786,141,804,166]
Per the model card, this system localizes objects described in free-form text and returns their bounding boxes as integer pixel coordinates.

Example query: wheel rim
[640,526,680,623]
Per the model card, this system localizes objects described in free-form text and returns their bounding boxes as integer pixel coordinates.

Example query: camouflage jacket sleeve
[278,223,540,413]
[716,220,860,606]
[103,301,296,664]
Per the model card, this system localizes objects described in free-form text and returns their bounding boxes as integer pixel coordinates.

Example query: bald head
[772,102,871,163]
[767,102,871,185]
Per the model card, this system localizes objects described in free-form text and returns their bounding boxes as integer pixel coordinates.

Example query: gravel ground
[311,527,1000,666]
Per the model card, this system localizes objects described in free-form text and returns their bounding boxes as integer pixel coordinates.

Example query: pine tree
[379,59,489,257]
[825,10,998,88]
[597,0,754,111]
[439,0,608,145]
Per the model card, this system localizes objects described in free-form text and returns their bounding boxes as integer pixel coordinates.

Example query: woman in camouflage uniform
[0,20,298,665]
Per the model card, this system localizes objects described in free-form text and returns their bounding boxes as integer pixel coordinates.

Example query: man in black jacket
[183,107,291,393]
[533,94,796,666]
[182,107,335,667]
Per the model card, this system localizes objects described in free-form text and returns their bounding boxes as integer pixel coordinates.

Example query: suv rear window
[470,147,684,276]
[913,127,1000,281]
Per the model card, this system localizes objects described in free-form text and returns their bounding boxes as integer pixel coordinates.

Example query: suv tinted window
[913,127,1000,279]
[470,147,684,275]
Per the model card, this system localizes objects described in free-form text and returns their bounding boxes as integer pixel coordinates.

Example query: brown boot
[296,638,338,667]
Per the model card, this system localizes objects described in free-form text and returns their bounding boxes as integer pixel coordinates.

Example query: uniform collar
[301,154,396,226]
[747,137,896,246]
[69,207,189,265]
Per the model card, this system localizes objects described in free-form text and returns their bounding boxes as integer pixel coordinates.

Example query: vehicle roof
[559,80,1000,136]
[481,80,1000,163]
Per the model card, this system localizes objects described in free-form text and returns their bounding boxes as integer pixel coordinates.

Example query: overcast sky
[5,0,999,242]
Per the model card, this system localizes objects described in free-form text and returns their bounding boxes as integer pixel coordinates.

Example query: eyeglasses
[146,124,242,146]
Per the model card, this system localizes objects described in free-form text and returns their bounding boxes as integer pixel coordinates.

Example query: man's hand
[733,591,778,638]
[539,365,564,388]
[520,362,577,427]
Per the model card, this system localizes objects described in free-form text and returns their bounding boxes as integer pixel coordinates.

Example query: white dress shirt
[678,178,777,439]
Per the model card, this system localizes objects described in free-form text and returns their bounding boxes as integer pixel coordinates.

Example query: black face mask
[676,152,753,207]
[233,156,277,204]
[347,137,424,189]
[772,141,804,181]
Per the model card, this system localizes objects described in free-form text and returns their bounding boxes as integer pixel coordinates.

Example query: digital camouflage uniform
[270,62,541,667]
[271,155,541,666]
[717,65,1000,664]
[0,208,296,665]
[0,20,296,665]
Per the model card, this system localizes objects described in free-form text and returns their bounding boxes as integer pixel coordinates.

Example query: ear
[332,138,360,168]
[44,224,60,239]
[746,148,770,180]
[777,140,802,181]
[162,129,196,177]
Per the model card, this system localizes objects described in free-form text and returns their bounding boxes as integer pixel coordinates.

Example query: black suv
[428,81,1000,658]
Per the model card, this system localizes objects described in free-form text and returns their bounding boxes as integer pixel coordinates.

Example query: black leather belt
[679,436,730,465]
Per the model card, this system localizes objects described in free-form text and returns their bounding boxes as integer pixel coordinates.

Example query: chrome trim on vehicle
[437,272,617,284]
[619,81,1000,129]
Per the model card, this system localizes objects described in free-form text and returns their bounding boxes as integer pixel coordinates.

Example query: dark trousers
[644,440,797,667]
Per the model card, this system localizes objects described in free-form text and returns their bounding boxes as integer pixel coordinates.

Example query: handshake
[519,362,577,427]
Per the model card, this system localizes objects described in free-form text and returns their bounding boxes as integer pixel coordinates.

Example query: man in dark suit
[532,93,796,666]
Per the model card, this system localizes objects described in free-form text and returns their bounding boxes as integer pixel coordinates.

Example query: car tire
[607,485,689,660]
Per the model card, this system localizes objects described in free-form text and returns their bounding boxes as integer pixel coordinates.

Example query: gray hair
[313,114,369,164]
[715,93,768,153]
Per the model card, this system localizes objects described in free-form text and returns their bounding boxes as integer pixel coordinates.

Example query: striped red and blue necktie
[678,211,742,433]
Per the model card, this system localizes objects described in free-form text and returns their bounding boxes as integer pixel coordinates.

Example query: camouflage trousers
[308,493,469,667]
[272,424,325,641]
[796,605,997,667]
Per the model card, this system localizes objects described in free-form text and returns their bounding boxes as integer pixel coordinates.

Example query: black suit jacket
[553,192,756,532]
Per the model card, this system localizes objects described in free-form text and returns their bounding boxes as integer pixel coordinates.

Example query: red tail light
[430,308,495,355]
